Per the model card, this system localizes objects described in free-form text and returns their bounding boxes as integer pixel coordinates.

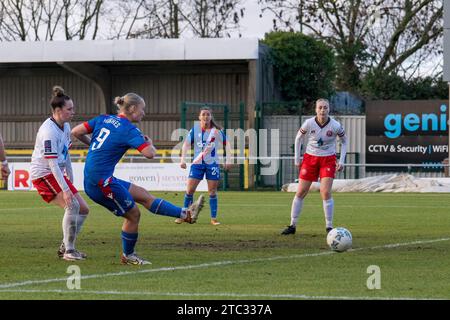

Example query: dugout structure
[0,39,280,190]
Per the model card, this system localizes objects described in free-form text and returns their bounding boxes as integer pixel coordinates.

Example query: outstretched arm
[337,134,348,172]
[294,129,306,167]
[139,136,157,159]
[71,123,91,146]
[180,138,190,169]
[48,158,74,208]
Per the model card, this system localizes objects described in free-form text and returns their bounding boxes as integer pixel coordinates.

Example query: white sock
[323,198,334,229]
[290,196,304,227]
[180,208,188,220]
[62,199,80,252]
[76,214,87,236]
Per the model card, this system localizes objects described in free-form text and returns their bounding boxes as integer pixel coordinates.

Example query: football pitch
[0,190,449,300]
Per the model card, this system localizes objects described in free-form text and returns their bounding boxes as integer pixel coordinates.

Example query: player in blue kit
[71,93,204,265]
[176,106,232,226]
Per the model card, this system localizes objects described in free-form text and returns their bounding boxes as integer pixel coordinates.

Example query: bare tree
[0,0,105,41]
[0,0,34,40]
[258,0,443,90]
[128,0,245,39]
[367,1,442,77]
[26,0,45,41]
[42,0,64,41]
[62,0,104,40]
[125,0,184,39]
[180,0,245,38]
[0,0,244,40]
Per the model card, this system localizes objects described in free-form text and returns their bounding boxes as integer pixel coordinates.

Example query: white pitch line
[0,237,449,290]
[0,203,103,211]
[0,251,335,289]
[0,289,442,300]
[0,207,55,211]
[2,203,449,211]
[219,204,450,209]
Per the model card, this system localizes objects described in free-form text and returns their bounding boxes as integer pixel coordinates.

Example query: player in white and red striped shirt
[281,98,348,236]
[30,86,89,261]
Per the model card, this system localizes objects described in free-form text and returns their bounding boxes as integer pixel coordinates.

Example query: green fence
[255,101,304,188]
[180,101,247,191]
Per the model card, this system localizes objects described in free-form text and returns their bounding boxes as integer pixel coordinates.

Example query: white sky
[237,1,442,78]
[238,0,275,39]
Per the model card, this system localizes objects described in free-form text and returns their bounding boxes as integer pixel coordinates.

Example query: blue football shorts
[84,176,135,216]
[189,163,220,181]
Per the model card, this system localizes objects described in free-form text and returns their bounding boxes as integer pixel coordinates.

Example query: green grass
[0,190,449,300]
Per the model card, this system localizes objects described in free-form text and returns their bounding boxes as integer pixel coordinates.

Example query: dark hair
[50,86,71,110]
[199,106,222,130]
[114,93,144,114]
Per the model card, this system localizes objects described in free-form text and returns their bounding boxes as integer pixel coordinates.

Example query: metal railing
[1,149,250,191]
[3,150,449,191]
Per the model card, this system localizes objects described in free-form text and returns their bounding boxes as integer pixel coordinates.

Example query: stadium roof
[0,38,260,63]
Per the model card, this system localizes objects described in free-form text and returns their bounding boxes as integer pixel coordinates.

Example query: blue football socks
[149,198,182,218]
[209,194,218,219]
[121,231,138,255]
[184,193,194,208]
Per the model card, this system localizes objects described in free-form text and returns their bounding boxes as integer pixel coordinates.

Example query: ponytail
[50,85,71,110]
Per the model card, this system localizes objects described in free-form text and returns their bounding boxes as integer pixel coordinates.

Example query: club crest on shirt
[44,140,52,153]
[326,130,333,137]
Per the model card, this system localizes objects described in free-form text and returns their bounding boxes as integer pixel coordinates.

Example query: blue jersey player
[177,107,232,226]
[71,93,204,265]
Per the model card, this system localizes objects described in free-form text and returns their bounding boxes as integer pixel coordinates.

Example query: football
[326,227,352,252]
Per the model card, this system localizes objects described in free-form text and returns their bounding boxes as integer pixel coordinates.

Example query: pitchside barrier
[1,149,250,191]
[2,149,449,191]
[272,153,449,190]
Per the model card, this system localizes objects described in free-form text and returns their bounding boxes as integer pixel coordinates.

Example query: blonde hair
[316,98,330,107]
[114,93,144,113]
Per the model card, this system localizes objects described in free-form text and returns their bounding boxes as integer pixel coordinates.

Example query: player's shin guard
[184,194,194,208]
[149,198,183,218]
[62,198,80,252]
[76,214,87,236]
[209,194,218,219]
[121,231,138,255]
[290,196,303,227]
[323,198,334,229]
